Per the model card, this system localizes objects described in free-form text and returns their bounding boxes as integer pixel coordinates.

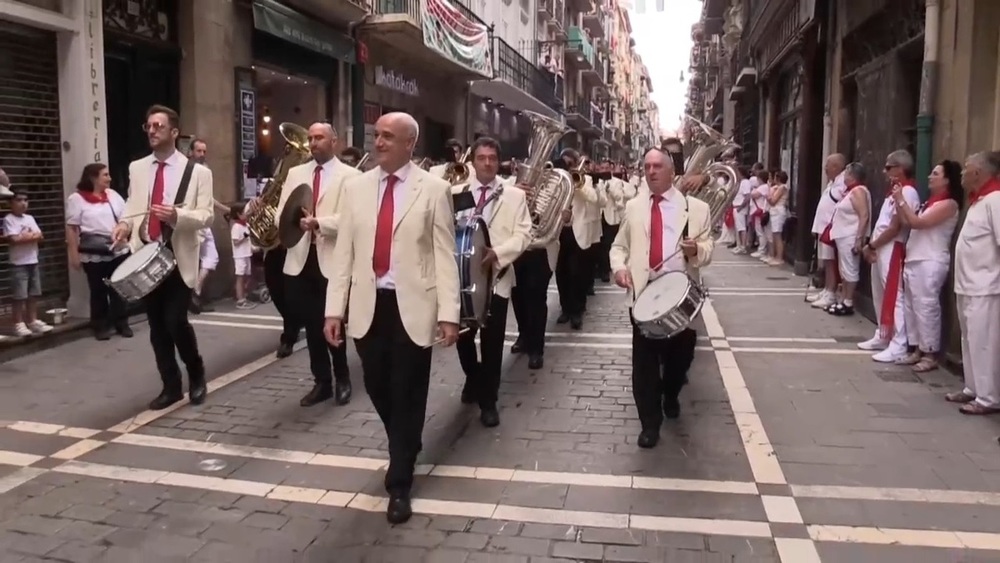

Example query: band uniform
[555,150,599,330]
[116,106,215,411]
[610,149,714,448]
[324,112,461,525]
[453,137,532,428]
[275,125,361,407]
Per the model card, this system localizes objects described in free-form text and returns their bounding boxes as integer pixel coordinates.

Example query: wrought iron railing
[372,0,421,19]
[567,94,594,124]
[492,36,563,114]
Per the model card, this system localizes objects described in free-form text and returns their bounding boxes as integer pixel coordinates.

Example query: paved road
[1,249,999,562]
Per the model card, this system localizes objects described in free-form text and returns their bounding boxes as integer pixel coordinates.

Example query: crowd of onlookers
[717,162,791,266]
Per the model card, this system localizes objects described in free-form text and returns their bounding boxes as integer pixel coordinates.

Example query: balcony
[363,0,493,80]
[581,7,605,39]
[582,50,608,89]
[282,0,368,25]
[566,96,601,135]
[470,36,562,119]
[564,26,594,69]
[537,0,564,23]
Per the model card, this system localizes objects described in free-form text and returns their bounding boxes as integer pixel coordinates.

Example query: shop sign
[252,0,356,63]
[374,66,419,97]
[240,89,257,163]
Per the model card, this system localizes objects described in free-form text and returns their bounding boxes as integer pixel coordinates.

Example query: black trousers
[511,249,551,355]
[555,227,587,316]
[82,255,129,330]
[145,269,204,392]
[598,218,619,278]
[354,290,432,496]
[456,295,508,407]
[286,246,348,386]
[263,248,301,346]
[630,312,697,430]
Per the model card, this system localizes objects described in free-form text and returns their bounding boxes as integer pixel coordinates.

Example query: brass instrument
[413,156,431,170]
[680,114,740,226]
[570,157,590,190]
[246,122,312,250]
[355,153,369,170]
[515,111,574,250]
[444,146,472,185]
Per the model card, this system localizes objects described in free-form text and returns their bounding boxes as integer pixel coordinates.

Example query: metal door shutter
[0,20,67,314]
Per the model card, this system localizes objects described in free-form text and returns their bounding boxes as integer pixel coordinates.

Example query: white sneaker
[811,293,836,308]
[28,320,52,334]
[857,336,888,351]
[750,251,762,258]
[872,348,907,363]
[12,322,32,337]
[805,289,825,302]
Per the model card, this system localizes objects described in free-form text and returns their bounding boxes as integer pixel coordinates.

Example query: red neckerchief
[234,219,247,226]
[77,189,108,204]
[970,177,1000,206]
[918,192,949,213]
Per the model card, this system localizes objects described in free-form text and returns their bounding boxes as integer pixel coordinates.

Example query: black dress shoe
[663,396,680,419]
[189,379,207,405]
[116,324,133,338]
[387,495,412,524]
[556,313,570,324]
[527,354,544,370]
[149,390,183,411]
[94,326,113,341]
[510,339,524,354]
[334,380,352,405]
[275,342,294,359]
[600,274,611,283]
[460,385,476,404]
[637,430,660,449]
[480,405,500,428]
[300,384,333,407]
[570,316,583,330]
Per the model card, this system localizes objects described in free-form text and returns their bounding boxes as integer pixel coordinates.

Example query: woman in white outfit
[749,169,771,258]
[893,160,962,372]
[825,162,871,316]
[766,170,789,265]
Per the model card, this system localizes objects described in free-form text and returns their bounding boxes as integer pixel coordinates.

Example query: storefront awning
[252,0,356,63]
[470,80,559,121]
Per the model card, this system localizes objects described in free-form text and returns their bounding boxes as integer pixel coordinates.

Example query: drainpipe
[820,0,835,167]
[915,0,940,198]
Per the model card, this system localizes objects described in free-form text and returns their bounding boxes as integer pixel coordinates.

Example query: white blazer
[121,153,213,289]
[568,175,600,249]
[609,192,714,302]
[601,178,628,226]
[275,158,362,278]
[325,166,461,347]
[451,181,532,299]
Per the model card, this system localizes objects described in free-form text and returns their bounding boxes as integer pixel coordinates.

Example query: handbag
[78,200,119,256]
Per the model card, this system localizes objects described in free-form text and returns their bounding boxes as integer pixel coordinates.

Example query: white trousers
[734,208,748,232]
[754,216,769,253]
[957,294,1000,407]
[902,260,949,353]
[869,246,908,353]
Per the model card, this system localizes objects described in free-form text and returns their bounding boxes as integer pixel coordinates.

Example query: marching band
[109,103,736,524]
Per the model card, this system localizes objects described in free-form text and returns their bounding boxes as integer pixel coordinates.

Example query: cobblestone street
[2,250,1000,562]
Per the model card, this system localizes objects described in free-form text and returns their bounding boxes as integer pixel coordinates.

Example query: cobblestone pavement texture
[2,250,1000,562]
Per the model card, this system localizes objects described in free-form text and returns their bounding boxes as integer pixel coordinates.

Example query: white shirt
[649,188,687,279]
[751,182,770,213]
[812,172,846,234]
[905,202,958,264]
[3,213,41,266]
[954,191,1000,296]
[142,150,183,242]
[311,157,340,202]
[66,191,127,235]
[830,186,871,241]
[733,179,752,209]
[467,176,500,221]
[231,222,252,259]
[375,162,415,290]
[872,185,920,244]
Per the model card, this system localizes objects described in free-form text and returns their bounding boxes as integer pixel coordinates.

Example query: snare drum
[632,271,707,339]
[454,216,494,328]
[106,242,177,302]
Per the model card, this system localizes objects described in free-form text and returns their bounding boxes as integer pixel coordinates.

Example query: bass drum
[454,216,494,329]
[632,270,707,339]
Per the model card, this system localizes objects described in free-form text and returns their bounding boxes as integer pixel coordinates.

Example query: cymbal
[278,183,312,249]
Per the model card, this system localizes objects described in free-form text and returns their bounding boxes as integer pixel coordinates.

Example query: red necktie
[373,174,398,277]
[649,194,663,271]
[475,185,490,214]
[312,165,322,213]
[148,161,167,241]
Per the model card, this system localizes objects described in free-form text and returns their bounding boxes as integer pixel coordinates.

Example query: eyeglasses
[884,164,899,171]
[142,122,170,133]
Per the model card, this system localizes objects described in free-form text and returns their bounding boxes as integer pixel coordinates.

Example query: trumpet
[570,158,590,190]
[444,146,472,185]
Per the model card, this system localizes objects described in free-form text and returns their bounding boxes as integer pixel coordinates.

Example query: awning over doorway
[252,0,356,63]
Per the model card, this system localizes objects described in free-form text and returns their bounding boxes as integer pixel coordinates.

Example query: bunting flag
[422,0,493,78]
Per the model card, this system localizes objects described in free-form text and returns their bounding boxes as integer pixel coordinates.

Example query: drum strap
[162,160,196,246]
[681,198,690,261]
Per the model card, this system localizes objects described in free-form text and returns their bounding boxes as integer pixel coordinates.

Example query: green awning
[252,0,356,63]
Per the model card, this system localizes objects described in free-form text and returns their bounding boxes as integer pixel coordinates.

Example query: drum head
[279,183,312,249]
[110,243,160,282]
[464,218,494,326]
[633,271,691,322]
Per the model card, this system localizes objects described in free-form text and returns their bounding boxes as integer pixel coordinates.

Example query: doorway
[423,118,453,160]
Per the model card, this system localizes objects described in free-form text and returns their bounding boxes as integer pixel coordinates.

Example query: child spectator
[230,204,255,310]
[2,190,53,336]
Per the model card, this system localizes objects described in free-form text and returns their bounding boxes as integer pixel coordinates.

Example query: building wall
[468,0,536,50]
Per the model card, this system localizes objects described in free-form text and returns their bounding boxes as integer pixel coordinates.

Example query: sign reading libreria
[375,66,420,97]
[421,0,493,78]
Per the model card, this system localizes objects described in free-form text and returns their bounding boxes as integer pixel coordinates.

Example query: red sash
[724,207,734,228]
[970,177,1000,206]
[878,241,906,340]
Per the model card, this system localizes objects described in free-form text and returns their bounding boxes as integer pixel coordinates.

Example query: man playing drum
[112,105,215,410]
[610,148,714,448]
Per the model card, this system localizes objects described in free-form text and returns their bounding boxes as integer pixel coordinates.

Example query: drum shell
[633,273,707,339]
[106,244,178,302]
[454,217,493,328]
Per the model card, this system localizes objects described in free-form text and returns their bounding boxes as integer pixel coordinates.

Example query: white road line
[190,319,282,330]
[709,292,807,297]
[0,467,47,494]
[807,524,1000,550]
[202,311,284,321]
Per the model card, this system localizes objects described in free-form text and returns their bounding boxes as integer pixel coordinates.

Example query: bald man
[324,112,461,524]
[274,122,362,407]
[809,153,847,308]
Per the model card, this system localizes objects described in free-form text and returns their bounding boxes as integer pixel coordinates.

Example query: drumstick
[118,202,187,222]
[649,223,714,273]
[423,327,471,348]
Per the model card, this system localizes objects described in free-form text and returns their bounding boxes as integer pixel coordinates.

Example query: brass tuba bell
[680,114,741,227]
[246,122,312,250]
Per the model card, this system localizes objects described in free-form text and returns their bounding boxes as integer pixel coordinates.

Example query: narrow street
[2,249,999,562]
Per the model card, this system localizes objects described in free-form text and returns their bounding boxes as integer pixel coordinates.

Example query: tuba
[516,111,574,250]
[680,114,740,227]
[246,122,312,250]
[444,146,472,185]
